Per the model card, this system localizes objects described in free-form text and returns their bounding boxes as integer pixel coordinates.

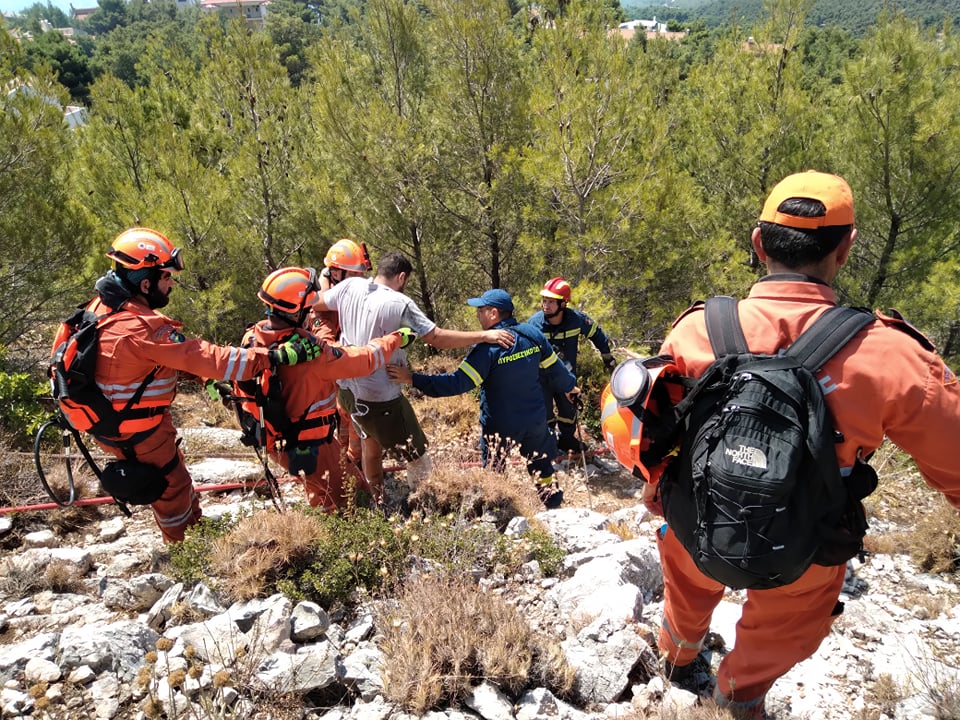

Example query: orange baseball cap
[759,170,854,230]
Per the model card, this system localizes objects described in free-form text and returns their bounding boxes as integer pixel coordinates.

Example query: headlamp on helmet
[601,355,686,482]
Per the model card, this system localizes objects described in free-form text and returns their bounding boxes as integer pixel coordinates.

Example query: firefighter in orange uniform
[65,228,323,543]
[607,172,960,719]
[240,266,415,509]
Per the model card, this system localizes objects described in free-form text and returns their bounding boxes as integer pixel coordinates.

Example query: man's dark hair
[377,251,413,279]
[492,307,513,321]
[758,198,852,268]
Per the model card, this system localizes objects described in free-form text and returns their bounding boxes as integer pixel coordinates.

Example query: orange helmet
[258,267,320,316]
[324,239,371,273]
[540,277,571,303]
[106,227,184,272]
[601,355,686,482]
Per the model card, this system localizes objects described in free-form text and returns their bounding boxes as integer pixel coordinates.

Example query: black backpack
[50,304,159,438]
[660,297,877,590]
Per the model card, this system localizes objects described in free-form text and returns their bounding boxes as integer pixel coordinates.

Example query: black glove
[269,337,322,366]
[602,353,616,372]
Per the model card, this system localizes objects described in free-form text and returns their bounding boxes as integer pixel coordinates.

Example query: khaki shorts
[342,389,428,461]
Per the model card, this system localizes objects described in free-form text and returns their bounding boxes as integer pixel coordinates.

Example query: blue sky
[1,0,76,16]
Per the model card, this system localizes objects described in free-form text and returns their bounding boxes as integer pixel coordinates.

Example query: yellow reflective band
[459,361,482,387]
[540,353,559,369]
[585,323,597,339]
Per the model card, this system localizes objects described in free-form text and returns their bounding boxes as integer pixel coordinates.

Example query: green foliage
[21,29,92,102]
[168,514,236,584]
[169,505,566,609]
[0,53,96,350]
[0,371,48,448]
[285,508,409,606]
[523,526,567,577]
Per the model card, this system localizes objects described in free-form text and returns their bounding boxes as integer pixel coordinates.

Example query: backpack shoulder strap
[786,307,875,372]
[705,296,749,357]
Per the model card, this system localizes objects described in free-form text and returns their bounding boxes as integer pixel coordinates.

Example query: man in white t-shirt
[316,251,513,499]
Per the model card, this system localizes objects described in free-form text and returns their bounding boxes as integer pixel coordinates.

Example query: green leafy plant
[0,371,49,448]
[168,514,237,584]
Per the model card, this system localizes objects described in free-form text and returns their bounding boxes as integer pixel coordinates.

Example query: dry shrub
[865,673,903,718]
[42,559,86,593]
[606,520,636,541]
[411,444,545,524]
[208,509,325,600]
[905,499,960,574]
[377,574,574,714]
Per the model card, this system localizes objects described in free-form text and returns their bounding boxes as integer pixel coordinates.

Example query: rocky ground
[1,405,959,720]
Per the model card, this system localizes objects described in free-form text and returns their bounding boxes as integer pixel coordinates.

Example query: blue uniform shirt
[411,318,576,438]
[527,308,612,375]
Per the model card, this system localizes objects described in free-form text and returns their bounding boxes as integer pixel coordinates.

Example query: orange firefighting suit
[240,321,401,510]
[64,287,282,544]
[656,277,960,708]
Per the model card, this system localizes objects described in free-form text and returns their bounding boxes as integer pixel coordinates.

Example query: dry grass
[377,574,575,714]
[0,557,86,597]
[208,510,326,600]
[411,446,545,525]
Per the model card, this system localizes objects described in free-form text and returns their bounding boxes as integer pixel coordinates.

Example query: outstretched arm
[421,326,513,349]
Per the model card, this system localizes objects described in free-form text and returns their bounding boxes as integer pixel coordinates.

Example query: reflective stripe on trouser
[271,440,367,511]
[547,391,578,440]
[96,416,201,544]
[657,524,846,703]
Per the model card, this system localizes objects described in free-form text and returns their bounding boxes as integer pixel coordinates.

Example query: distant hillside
[621,0,960,35]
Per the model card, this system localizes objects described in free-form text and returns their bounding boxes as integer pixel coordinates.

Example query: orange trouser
[97,417,201,544]
[337,400,362,465]
[656,525,846,702]
[271,440,367,511]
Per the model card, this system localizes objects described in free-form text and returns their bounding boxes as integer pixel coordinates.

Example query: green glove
[269,337,322,366]
[204,378,220,402]
[394,327,417,349]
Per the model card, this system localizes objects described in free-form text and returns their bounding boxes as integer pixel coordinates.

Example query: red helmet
[540,277,571,303]
[601,355,686,482]
[324,239,371,273]
[258,267,320,315]
[106,227,184,273]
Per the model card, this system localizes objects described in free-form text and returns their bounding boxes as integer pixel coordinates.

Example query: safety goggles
[159,247,185,273]
[610,358,653,408]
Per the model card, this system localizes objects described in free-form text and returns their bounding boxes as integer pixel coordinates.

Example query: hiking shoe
[663,653,714,697]
[537,483,564,509]
[712,688,770,720]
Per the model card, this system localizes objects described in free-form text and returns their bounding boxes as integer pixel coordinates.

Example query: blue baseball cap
[466,289,514,312]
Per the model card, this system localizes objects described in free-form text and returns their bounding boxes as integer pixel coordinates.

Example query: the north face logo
[724,444,768,469]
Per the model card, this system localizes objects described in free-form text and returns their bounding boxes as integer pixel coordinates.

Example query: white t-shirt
[322,277,437,402]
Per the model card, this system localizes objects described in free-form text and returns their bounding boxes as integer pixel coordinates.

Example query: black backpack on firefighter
[659,297,877,590]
